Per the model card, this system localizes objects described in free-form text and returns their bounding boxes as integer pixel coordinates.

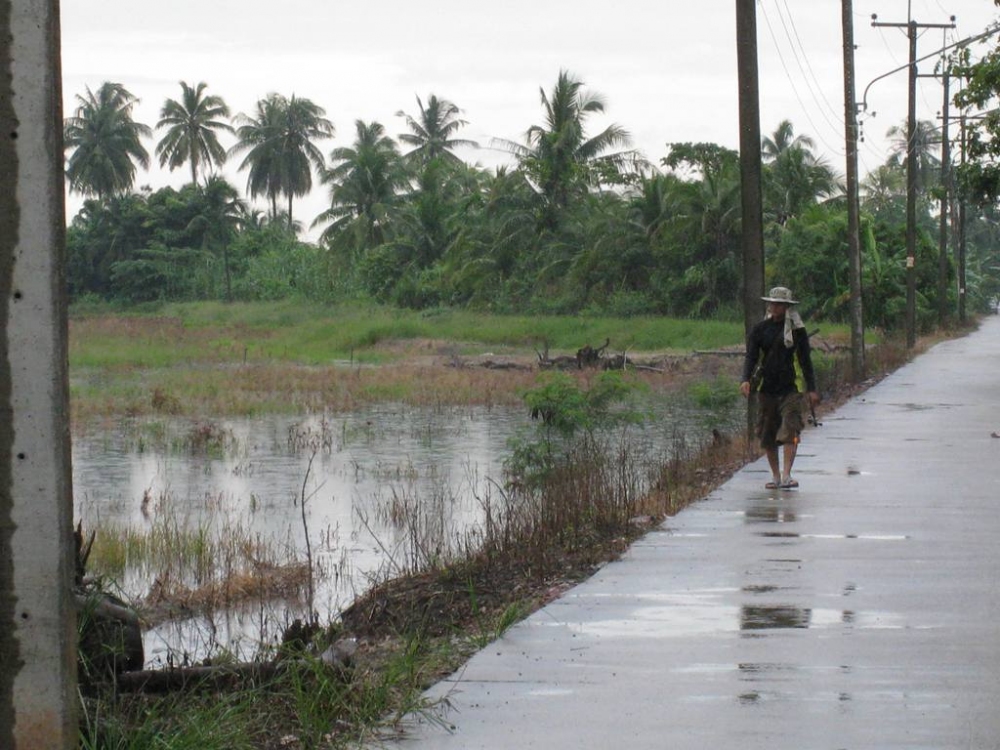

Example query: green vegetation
[62,67,1000,326]
[67,302,762,423]
[61,54,999,746]
[72,298,939,748]
[72,300,747,364]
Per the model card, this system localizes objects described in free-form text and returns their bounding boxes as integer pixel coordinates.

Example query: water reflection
[73,406,526,663]
[736,662,854,707]
[73,399,738,663]
[744,505,798,525]
[740,605,812,630]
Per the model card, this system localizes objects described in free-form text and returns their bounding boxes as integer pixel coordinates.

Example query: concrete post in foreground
[1,1,77,748]
[736,0,765,341]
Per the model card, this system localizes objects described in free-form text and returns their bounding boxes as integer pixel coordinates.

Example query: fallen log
[116,661,287,693]
[538,355,579,370]
[576,338,610,368]
[114,635,358,694]
[77,591,145,681]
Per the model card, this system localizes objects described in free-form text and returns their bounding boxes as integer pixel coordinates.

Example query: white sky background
[60,0,1000,241]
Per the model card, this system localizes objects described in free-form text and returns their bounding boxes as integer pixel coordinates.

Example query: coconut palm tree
[185,176,245,300]
[315,120,407,250]
[278,95,335,225]
[661,142,742,311]
[231,93,334,228]
[396,94,477,166]
[762,119,816,163]
[495,70,641,230]
[155,81,233,185]
[766,147,840,225]
[886,119,941,194]
[761,120,840,225]
[861,163,907,223]
[230,94,283,219]
[64,82,151,200]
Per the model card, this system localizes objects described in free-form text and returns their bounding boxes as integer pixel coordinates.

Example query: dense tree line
[64,70,1000,325]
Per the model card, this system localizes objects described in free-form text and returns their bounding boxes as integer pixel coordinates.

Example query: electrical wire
[758,0,845,157]
[875,25,906,68]
[861,9,973,170]
[774,0,845,135]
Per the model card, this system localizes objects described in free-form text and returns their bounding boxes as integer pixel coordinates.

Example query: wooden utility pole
[872,13,955,348]
[736,0,765,341]
[842,0,865,381]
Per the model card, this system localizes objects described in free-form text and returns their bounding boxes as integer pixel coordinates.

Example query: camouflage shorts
[757,392,805,449]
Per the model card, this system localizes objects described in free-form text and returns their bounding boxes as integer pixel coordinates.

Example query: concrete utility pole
[736,0,765,341]
[1,1,77,749]
[872,13,955,348]
[860,27,1000,330]
[937,65,952,326]
[842,0,865,381]
[917,32,955,327]
[736,0,765,440]
[958,114,967,323]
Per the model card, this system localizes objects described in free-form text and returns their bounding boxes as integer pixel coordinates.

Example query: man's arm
[740,325,761,397]
[795,328,820,403]
[741,325,761,384]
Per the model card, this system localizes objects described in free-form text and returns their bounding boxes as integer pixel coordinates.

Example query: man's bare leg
[780,438,799,486]
[765,447,781,487]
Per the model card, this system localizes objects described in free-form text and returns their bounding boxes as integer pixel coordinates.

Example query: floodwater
[72,399,739,665]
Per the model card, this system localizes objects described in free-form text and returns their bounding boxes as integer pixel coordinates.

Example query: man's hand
[808,391,820,407]
[740,381,751,398]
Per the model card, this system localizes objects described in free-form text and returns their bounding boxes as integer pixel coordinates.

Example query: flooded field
[73,396,741,665]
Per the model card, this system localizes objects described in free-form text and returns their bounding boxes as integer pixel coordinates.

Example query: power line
[758,0,845,157]
[871,11,956,348]
[774,0,845,134]
[875,25,906,68]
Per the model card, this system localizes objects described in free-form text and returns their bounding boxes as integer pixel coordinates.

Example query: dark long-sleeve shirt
[741,317,817,396]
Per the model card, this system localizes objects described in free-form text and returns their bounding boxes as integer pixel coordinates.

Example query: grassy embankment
[75,300,881,749]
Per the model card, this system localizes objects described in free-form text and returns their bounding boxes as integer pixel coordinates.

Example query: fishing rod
[807,327,823,427]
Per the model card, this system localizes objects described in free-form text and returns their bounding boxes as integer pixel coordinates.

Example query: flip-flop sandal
[780,478,799,489]
[765,481,780,489]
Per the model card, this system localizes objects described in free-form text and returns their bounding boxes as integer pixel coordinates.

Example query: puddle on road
[744,506,798,524]
[675,662,857,707]
[756,533,910,541]
[886,402,961,412]
[741,584,789,594]
[742,505,910,542]
[546,591,904,640]
[740,605,811,630]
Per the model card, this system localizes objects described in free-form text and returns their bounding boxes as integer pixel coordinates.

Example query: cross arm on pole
[859,23,996,114]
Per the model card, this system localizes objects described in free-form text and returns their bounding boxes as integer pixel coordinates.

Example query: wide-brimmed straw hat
[761,286,798,304]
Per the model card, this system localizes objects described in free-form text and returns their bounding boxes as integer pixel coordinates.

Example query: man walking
[740,286,820,489]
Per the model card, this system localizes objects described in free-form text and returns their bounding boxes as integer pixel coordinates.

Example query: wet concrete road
[379,318,1000,749]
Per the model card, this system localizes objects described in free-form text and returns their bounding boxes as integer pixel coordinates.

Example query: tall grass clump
[476,371,652,567]
[85,500,310,634]
[79,691,257,750]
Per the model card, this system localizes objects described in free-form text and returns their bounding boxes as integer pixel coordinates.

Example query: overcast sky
[60,0,1000,238]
